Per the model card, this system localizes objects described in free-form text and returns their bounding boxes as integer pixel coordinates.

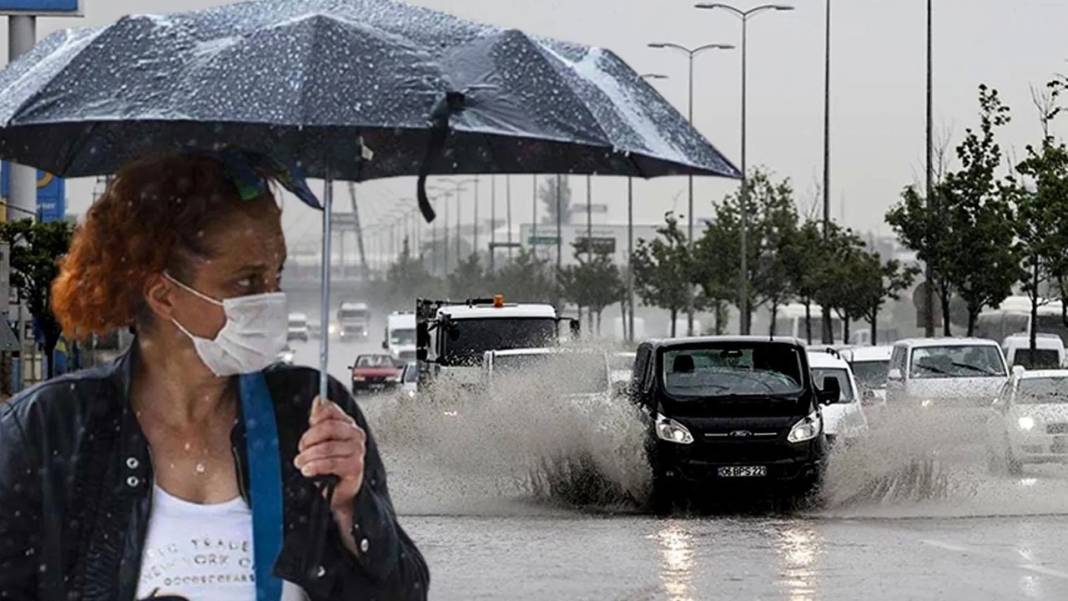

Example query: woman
[0,154,428,601]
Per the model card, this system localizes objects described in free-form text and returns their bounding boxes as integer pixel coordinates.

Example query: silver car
[886,338,1009,412]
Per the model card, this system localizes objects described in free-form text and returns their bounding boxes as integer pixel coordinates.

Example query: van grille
[1046,423,1068,435]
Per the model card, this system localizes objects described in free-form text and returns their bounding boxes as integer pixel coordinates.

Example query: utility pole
[347,183,369,280]
[473,176,479,260]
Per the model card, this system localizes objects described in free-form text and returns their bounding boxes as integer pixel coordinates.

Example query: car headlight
[280,352,295,363]
[788,411,823,443]
[406,390,417,399]
[1017,416,1036,431]
[354,376,366,382]
[655,414,694,445]
[920,399,933,409]
[386,375,401,383]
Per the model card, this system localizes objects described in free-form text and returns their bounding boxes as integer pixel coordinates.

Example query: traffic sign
[0,162,65,222]
[0,0,81,15]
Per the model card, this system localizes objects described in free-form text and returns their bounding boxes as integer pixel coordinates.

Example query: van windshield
[662,345,804,399]
[910,345,1006,378]
[851,360,890,389]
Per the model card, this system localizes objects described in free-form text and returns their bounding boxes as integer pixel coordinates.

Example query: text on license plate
[718,466,767,478]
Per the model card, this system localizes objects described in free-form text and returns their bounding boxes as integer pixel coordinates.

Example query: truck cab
[338,302,370,340]
[383,312,417,363]
[416,295,578,389]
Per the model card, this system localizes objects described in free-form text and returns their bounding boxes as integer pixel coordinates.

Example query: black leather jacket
[0,348,429,601]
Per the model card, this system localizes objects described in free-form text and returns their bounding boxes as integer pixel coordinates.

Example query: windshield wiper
[952,362,995,375]
[915,362,950,375]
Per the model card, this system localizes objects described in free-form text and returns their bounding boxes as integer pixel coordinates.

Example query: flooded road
[294,339,1068,600]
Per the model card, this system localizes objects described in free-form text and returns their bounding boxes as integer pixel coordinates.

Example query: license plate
[369,384,385,390]
[717,466,767,478]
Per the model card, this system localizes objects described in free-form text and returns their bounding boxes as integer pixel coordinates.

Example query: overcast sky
[8,0,1068,246]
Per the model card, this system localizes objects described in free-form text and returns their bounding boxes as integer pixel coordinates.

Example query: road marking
[921,539,1068,580]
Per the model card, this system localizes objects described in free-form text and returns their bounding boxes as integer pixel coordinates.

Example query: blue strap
[239,372,285,601]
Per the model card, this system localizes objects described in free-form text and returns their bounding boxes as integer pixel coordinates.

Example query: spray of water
[364,345,652,514]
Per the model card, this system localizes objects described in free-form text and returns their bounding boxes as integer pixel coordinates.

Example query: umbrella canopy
[0,0,740,206]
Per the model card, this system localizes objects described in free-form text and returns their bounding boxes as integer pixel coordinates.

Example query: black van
[630,337,838,509]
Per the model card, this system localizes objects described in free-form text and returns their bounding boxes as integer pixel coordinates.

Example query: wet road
[291,338,1068,600]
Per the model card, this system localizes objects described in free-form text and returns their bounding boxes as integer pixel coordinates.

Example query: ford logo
[728,430,753,438]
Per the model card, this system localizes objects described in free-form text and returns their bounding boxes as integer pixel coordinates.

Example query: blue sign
[0,0,80,15]
[1,162,66,222]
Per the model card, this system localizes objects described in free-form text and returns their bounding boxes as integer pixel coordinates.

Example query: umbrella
[0,0,741,431]
[0,0,742,585]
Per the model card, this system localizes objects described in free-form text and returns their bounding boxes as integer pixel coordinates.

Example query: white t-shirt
[136,484,306,601]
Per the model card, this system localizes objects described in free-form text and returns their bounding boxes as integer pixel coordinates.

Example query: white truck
[416,296,578,389]
[337,301,371,340]
[383,312,417,363]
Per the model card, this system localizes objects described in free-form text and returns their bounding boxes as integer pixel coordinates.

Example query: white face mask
[165,272,288,377]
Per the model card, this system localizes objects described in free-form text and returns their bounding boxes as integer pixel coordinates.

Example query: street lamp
[695,2,794,335]
[630,72,671,342]
[648,40,733,336]
[429,179,475,272]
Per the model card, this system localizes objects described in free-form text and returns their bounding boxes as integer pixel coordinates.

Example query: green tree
[887,184,954,336]
[1013,81,1068,358]
[492,248,556,303]
[940,85,1021,334]
[386,238,442,306]
[558,247,625,336]
[448,253,490,299]
[856,255,920,346]
[812,224,869,343]
[693,169,799,333]
[1,219,74,377]
[783,220,829,344]
[539,176,573,226]
[633,212,692,336]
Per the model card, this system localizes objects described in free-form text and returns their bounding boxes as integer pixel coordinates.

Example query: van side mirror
[381,340,388,350]
[416,348,428,362]
[887,368,902,381]
[416,322,430,347]
[819,377,841,405]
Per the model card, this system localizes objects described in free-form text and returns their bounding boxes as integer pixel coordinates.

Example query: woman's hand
[294,397,367,519]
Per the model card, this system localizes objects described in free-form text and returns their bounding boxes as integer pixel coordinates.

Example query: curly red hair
[52,154,280,338]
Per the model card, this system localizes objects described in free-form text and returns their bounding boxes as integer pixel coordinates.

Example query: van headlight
[1017,416,1036,431]
[655,414,694,445]
[788,411,823,443]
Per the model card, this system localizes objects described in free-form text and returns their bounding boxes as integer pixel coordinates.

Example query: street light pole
[490,176,497,273]
[695,3,795,335]
[634,73,671,342]
[821,0,834,343]
[506,175,514,262]
[532,175,538,260]
[924,0,936,337]
[648,41,733,336]
[555,175,563,272]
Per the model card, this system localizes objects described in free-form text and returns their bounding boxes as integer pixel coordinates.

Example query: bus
[975,297,1068,346]
[772,303,845,344]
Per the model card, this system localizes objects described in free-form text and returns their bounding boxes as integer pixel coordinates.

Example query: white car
[807,350,869,442]
[886,338,1009,411]
[844,345,893,406]
[986,368,1068,475]
[398,361,418,399]
[1002,333,1065,370]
